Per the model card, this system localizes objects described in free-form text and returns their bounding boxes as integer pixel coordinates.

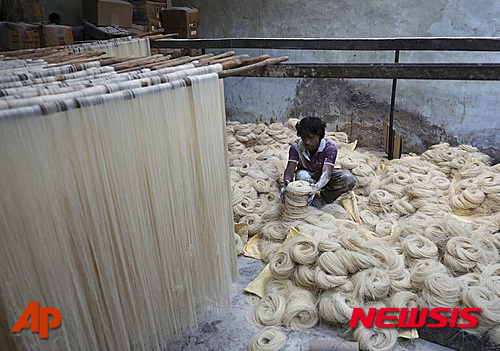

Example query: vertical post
[388,50,399,160]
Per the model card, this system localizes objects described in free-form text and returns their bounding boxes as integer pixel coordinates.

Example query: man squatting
[280,117,356,207]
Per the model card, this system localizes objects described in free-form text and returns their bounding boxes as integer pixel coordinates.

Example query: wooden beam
[241,63,500,80]
[151,37,500,51]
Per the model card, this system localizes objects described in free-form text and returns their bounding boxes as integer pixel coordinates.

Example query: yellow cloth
[398,328,419,339]
[243,234,262,259]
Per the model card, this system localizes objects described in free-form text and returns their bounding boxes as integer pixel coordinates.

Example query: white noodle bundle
[317,239,342,253]
[392,196,416,216]
[321,203,353,220]
[314,266,349,290]
[338,230,370,252]
[359,209,380,230]
[282,287,319,330]
[352,268,391,301]
[318,249,378,276]
[261,204,283,222]
[375,221,393,237]
[253,179,273,193]
[480,264,500,297]
[253,293,287,327]
[261,157,285,179]
[260,240,282,264]
[336,151,361,170]
[400,235,439,266]
[461,286,500,332]
[444,237,482,274]
[458,273,482,289]
[410,259,448,291]
[283,181,312,221]
[269,250,297,279]
[264,279,295,297]
[367,190,395,213]
[294,265,317,289]
[386,291,419,310]
[242,213,264,236]
[352,302,398,351]
[247,327,286,351]
[287,237,319,265]
[318,290,360,324]
[261,221,288,242]
[419,273,460,309]
[476,238,500,267]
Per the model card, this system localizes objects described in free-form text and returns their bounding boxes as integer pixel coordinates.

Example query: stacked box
[0,22,40,51]
[132,1,167,21]
[41,24,74,47]
[132,20,162,32]
[161,7,198,38]
[21,0,45,22]
[82,0,133,28]
[5,0,46,23]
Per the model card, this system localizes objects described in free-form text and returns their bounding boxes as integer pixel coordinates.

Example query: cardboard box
[21,0,45,22]
[162,7,198,38]
[132,1,167,21]
[41,24,74,47]
[0,22,40,51]
[131,19,162,32]
[148,19,162,31]
[0,22,10,51]
[4,0,45,22]
[82,0,133,28]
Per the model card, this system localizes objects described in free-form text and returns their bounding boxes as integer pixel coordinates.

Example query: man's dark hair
[296,117,326,139]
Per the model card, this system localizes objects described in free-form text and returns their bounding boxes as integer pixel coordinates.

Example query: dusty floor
[164,255,457,351]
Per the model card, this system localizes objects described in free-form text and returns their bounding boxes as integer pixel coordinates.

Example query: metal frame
[152,37,500,51]
[153,37,500,158]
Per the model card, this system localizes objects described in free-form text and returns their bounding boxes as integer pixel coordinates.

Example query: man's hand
[308,184,320,205]
[280,185,287,203]
[280,179,291,204]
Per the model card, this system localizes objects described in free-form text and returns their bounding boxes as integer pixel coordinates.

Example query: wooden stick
[44,50,105,64]
[49,57,103,67]
[218,56,289,78]
[132,28,164,38]
[147,33,179,40]
[212,54,250,64]
[240,55,270,65]
[115,56,174,73]
[98,56,127,66]
[0,47,65,58]
[189,53,214,61]
[111,54,165,70]
[220,59,242,70]
[146,56,193,70]
[216,55,269,70]
[47,51,107,66]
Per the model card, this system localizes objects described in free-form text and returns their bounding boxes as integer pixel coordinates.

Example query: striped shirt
[288,138,337,172]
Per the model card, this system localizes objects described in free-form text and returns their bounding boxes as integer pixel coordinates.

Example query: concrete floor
[164,256,456,351]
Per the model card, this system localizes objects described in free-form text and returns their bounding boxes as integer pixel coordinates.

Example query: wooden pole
[218,56,289,78]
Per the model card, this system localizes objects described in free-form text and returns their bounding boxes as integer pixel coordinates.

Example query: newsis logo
[11,301,61,338]
[349,307,481,328]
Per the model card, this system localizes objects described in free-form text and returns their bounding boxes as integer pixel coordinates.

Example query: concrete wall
[41,0,82,26]
[174,0,500,163]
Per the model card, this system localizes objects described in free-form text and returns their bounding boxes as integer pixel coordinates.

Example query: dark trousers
[310,168,356,203]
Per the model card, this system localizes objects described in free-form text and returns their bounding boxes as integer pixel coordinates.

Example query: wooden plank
[241,63,500,80]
